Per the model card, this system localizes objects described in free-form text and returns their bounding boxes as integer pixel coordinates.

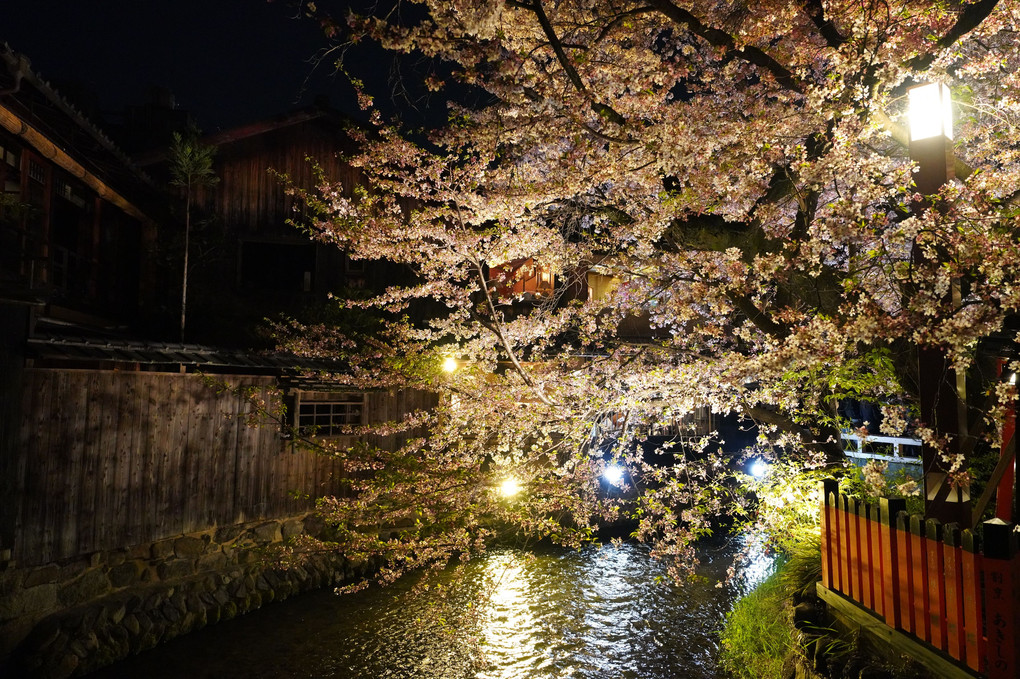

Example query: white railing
[841,432,922,462]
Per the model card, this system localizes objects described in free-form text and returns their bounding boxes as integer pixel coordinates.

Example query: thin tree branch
[648,0,805,93]
[801,0,845,48]
[908,0,1001,70]
[524,0,628,127]
[742,403,845,463]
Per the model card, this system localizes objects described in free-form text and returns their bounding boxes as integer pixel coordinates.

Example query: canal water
[87,540,772,679]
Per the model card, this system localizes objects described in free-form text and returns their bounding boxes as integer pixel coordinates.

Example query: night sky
[3,1,360,133]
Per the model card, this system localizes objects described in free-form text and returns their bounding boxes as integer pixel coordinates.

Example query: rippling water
[87,540,772,679]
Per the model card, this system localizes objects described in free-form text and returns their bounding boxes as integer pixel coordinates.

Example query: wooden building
[0,49,430,569]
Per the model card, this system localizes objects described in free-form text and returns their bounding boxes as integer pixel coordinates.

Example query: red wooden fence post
[942,523,965,662]
[859,501,874,611]
[847,496,860,601]
[896,510,913,634]
[822,479,839,590]
[836,489,847,594]
[982,518,1019,679]
[910,514,930,642]
[880,498,906,628]
[961,528,984,674]
[925,518,947,650]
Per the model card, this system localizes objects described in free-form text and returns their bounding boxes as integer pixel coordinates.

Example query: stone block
[46,652,79,679]
[160,602,181,624]
[108,561,141,588]
[197,552,227,572]
[150,539,176,560]
[128,543,151,560]
[214,524,244,544]
[174,536,206,559]
[23,565,60,588]
[58,559,88,581]
[58,570,111,608]
[220,601,238,621]
[302,513,326,537]
[0,582,58,619]
[253,522,282,544]
[105,549,128,567]
[156,559,194,581]
[282,519,305,539]
[121,614,140,637]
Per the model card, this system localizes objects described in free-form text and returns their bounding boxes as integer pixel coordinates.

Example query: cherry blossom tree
[276,0,1020,581]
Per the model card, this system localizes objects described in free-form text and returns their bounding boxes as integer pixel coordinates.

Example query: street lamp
[908,83,953,142]
[907,82,955,194]
[442,356,459,373]
[907,82,968,524]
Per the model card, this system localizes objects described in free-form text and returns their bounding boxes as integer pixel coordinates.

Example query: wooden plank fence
[821,479,1020,678]
[9,368,434,567]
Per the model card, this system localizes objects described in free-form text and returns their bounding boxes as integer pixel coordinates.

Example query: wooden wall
[10,369,433,567]
[207,117,362,236]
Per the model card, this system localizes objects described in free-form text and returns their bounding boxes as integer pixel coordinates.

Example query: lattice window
[296,392,364,436]
[27,158,45,184]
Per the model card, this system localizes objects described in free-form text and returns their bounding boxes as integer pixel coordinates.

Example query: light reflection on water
[86,540,773,679]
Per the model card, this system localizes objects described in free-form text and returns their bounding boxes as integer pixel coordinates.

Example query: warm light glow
[499,477,522,498]
[1010,372,1017,386]
[442,356,458,373]
[749,460,768,479]
[603,463,625,487]
[908,83,953,141]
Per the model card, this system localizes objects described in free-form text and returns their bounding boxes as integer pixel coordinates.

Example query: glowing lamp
[499,477,522,498]
[603,463,625,487]
[749,460,768,479]
[442,356,459,373]
[908,83,953,142]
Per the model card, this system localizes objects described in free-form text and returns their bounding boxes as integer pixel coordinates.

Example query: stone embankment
[0,514,376,678]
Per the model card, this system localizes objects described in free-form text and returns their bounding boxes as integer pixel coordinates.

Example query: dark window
[240,241,316,292]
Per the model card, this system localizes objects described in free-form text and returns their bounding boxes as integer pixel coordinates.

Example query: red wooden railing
[820,479,1020,678]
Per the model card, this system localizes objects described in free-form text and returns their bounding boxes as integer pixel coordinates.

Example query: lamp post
[907,82,969,525]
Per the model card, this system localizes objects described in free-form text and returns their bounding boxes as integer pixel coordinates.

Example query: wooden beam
[0,102,150,222]
[970,429,1016,530]
[816,583,978,679]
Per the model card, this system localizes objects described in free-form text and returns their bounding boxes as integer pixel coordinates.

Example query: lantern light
[908,83,953,142]
[749,460,768,479]
[442,356,459,373]
[499,477,522,498]
[603,463,625,487]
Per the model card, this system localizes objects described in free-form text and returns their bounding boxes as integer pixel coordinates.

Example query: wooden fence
[8,368,434,567]
[820,479,1020,678]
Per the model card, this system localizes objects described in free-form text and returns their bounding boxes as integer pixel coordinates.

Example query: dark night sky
[3,0,359,133]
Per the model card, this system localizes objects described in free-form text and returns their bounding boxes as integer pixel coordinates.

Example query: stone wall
[0,513,375,678]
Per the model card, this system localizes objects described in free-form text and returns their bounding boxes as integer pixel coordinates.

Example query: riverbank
[1,513,380,679]
[718,543,936,679]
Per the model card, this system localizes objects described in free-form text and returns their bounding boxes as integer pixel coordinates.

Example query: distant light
[603,463,625,487]
[1010,372,1017,386]
[442,356,458,373]
[908,83,953,141]
[749,461,768,479]
[499,477,521,498]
